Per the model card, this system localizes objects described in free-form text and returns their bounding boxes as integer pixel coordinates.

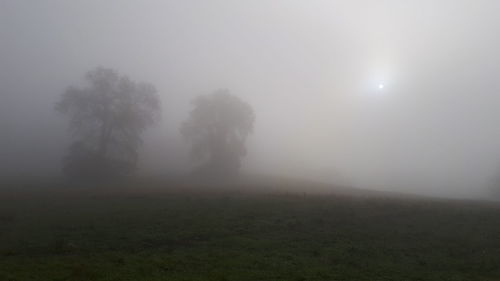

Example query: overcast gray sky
[2,0,500,198]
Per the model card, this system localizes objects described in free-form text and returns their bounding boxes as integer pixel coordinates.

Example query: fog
[2,0,500,199]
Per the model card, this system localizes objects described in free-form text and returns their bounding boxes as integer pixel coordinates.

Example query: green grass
[1,182,500,280]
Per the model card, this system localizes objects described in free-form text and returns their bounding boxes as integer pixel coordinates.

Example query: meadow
[1,179,500,281]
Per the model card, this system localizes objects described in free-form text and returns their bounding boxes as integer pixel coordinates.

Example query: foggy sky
[2,0,500,198]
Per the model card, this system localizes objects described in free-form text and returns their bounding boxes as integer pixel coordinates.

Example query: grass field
[1,179,500,281]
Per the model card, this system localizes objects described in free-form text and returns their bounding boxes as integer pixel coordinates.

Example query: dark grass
[1,181,500,280]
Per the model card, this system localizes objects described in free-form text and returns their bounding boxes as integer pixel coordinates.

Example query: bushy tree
[180,89,254,177]
[56,67,160,180]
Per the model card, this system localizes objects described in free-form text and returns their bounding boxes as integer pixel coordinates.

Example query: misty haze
[2,1,500,280]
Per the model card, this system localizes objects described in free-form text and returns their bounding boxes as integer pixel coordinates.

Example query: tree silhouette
[56,67,160,180]
[180,89,254,177]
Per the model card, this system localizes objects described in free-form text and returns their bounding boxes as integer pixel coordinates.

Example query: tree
[180,89,254,177]
[56,67,160,180]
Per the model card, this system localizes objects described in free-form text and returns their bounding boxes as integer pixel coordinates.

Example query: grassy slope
[0,181,500,281]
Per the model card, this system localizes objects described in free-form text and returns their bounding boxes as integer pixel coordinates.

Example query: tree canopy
[56,67,160,180]
[180,89,254,177]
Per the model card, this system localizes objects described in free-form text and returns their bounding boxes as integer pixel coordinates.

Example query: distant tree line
[56,67,254,182]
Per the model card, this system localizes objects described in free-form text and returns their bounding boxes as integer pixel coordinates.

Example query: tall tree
[180,89,254,177]
[56,67,160,180]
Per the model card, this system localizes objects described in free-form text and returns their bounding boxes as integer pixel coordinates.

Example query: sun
[378,84,385,90]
